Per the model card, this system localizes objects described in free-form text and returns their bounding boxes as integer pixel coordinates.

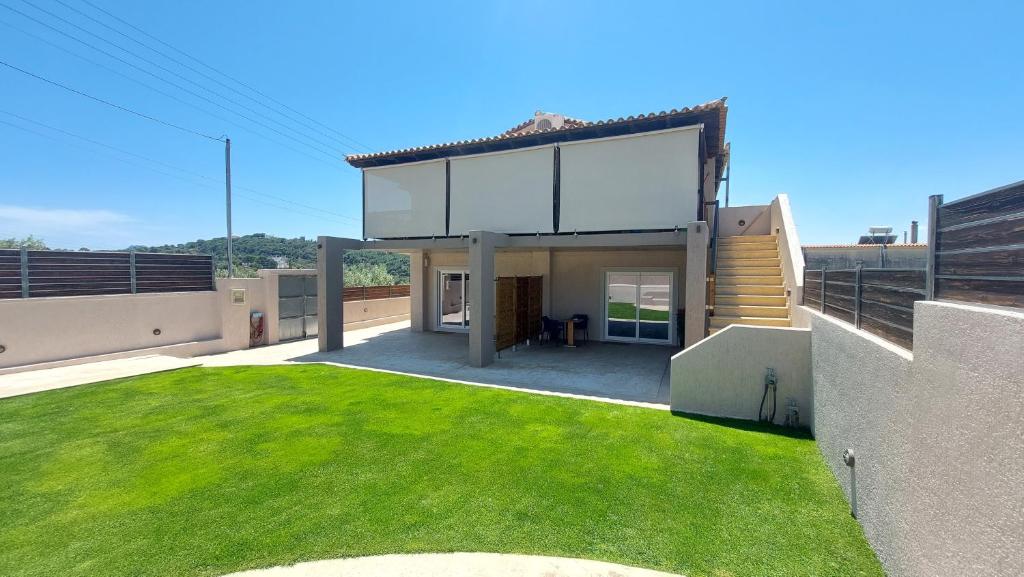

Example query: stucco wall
[718,204,770,236]
[418,248,685,342]
[550,248,685,343]
[670,325,812,427]
[810,301,1024,577]
[343,297,410,330]
[0,290,224,369]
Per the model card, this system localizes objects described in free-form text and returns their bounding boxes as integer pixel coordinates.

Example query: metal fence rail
[804,267,925,349]
[342,284,410,302]
[0,249,214,299]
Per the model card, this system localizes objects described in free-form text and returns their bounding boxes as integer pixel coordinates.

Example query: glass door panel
[464,273,470,327]
[639,273,672,342]
[606,272,639,339]
[439,272,466,328]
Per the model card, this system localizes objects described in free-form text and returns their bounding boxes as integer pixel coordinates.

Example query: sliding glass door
[438,269,470,331]
[605,271,673,343]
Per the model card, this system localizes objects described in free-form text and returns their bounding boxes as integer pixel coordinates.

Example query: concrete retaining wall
[810,301,1023,577]
[670,325,812,427]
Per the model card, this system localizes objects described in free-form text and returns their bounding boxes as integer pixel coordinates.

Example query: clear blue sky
[0,0,1021,249]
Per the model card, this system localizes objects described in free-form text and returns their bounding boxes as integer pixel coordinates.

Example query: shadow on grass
[670,410,813,439]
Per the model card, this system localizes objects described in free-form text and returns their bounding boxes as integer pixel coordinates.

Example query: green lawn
[0,365,881,577]
[607,302,671,322]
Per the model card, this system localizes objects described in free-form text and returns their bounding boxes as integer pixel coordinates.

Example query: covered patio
[292,321,675,404]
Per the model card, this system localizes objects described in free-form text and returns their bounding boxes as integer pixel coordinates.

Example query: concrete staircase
[710,235,790,333]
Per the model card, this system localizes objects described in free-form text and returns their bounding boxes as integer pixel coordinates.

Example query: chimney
[911,221,919,244]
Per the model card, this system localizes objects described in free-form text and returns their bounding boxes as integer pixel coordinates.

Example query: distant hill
[125,233,410,283]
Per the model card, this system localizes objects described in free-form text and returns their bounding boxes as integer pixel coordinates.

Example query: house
[317,98,804,366]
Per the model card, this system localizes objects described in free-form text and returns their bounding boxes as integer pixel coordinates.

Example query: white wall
[559,127,700,232]
[449,146,554,235]
[718,205,770,236]
[771,194,805,324]
[0,290,223,368]
[364,160,447,238]
[670,325,812,427]
[810,301,1024,577]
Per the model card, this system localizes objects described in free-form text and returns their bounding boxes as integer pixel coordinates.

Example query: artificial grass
[0,365,882,577]
[607,302,671,322]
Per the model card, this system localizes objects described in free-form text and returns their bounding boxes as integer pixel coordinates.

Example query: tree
[344,264,395,287]
[0,235,49,250]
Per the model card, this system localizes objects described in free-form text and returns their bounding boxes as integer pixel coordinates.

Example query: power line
[0,115,359,228]
[75,0,375,154]
[0,59,222,141]
[2,1,345,161]
[0,18,347,170]
[25,0,359,157]
[53,0,372,154]
[0,109,361,223]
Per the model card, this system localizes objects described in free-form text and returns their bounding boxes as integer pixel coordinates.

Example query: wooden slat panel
[860,300,914,331]
[937,181,1024,229]
[861,269,926,290]
[822,292,855,311]
[826,270,856,283]
[28,256,130,266]
[132,252,211,260]
[495,277,515,351]
[937,212,1024,252]
[342,287,365,301]
[135,269,212,278]
[860,284,925,309]
[26,263,130,272]
[390,285,411,297]
[29,287,133,297]
[824,303,855,324]
[935,247,1024,277]
[804,279,822,294]
[824,280,855,297]
[803,295,821,308]
[804,269,822,280]
[860,316,914,350]
[935,278,1024,308]
[364,286,392,300]
[27,269,130,279]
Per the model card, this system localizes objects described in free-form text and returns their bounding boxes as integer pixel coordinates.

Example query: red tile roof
[346,98,728,168]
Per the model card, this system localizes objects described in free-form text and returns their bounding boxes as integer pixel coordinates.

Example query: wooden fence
[342,284,410,302]
[804,268,925,349]
[0,249,214,299]
[928,180,1024,308]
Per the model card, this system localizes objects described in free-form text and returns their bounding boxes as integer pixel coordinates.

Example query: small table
[564,318,576,348]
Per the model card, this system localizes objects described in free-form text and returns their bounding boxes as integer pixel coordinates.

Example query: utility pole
[224,137,233,278]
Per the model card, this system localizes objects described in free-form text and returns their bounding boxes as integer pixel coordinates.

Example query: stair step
[715,275,784,286]
[716,294,788,306]
[716,284,787,296]
[716,257,781,267]
[718,249,779,260]
[719,235,775,244]
[715,305,790,318]
[717,266,782,277]
[710,315,792,328]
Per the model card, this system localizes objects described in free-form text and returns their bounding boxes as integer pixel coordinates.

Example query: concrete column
[537,248,552,316]
[409,250,430,332]
[317,236,363,352]
[468,231,500,367]
[684,221,709,348]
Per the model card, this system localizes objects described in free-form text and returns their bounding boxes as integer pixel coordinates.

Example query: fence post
[820,266,827,313]
[20,247,29,298]
[854,264,863,329]
[925,194,943,300]
[129,251,137,294]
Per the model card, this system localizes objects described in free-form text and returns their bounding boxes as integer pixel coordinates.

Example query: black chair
[540,316,563,345]
[571,313,589,343]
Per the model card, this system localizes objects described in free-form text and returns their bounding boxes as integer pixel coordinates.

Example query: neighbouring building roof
[502,111,590,136]
[345,98,730,180]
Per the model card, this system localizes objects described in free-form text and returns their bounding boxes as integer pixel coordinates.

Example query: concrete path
[221,553,682,577]
[1,322,672,410]
[0,355,200,399]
